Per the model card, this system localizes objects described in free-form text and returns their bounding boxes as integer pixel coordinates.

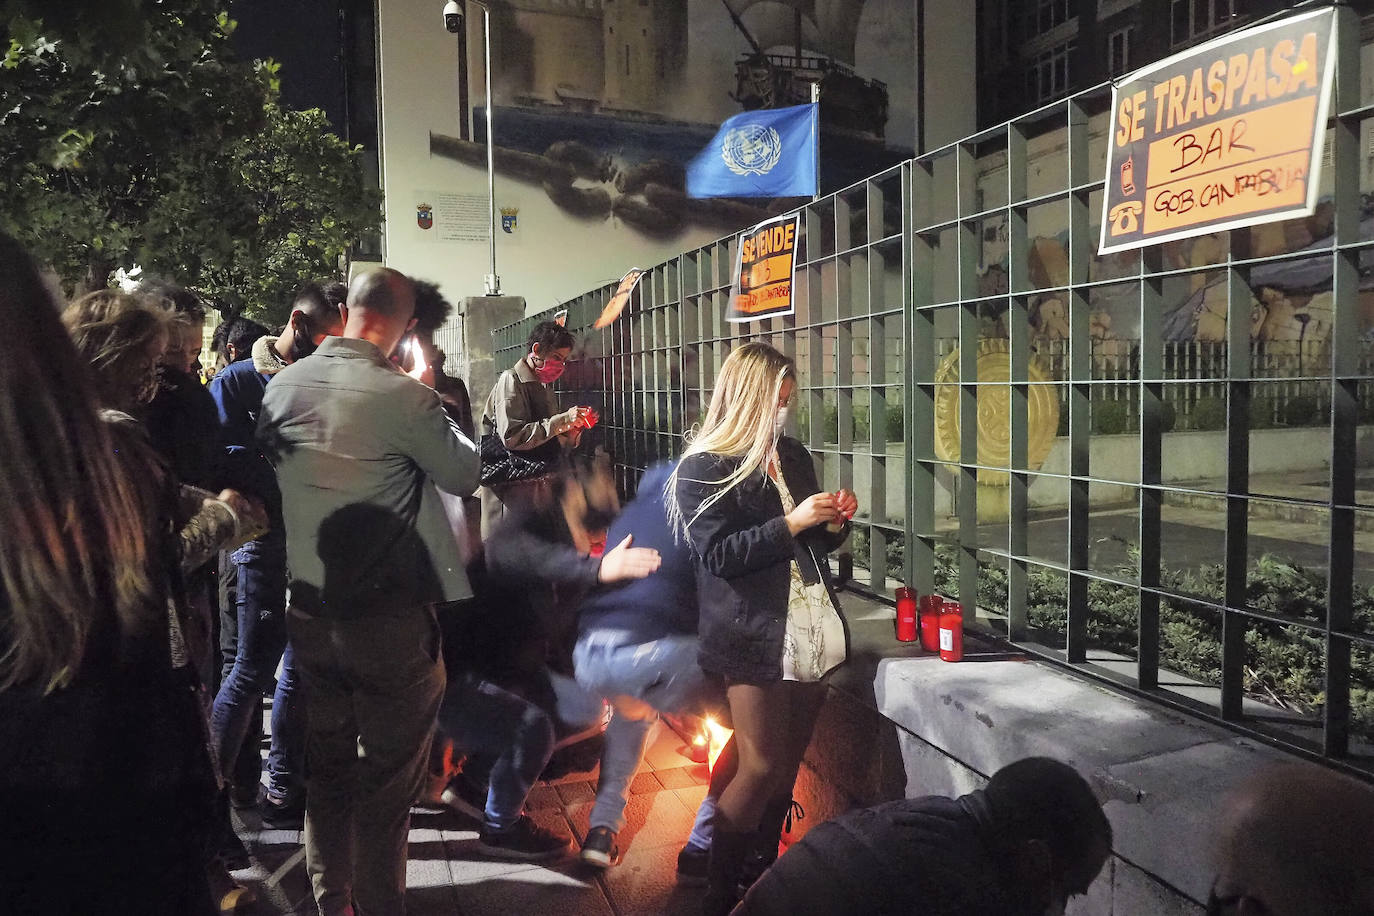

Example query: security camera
[443,0,463,33]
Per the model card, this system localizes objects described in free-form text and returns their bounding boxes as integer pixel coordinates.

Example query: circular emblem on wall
[721,124,783,177]
[933,339,1060,488]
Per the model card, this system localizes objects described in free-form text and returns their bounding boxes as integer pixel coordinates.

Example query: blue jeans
[573,630,717,844]
[437,670,604,831]
[209,535,305,800]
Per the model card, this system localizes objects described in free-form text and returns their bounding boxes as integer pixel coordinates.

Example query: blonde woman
[669,342,858,916]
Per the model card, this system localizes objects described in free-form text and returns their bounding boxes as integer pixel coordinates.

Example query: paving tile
[614,788,697,854]
[653,766,699,789]
[642,721,700,771]
[525,783,564,811]
[598,837,706,916]
[629,771,663,795]
[556,779,597,806]
[449,858,614,916]
[672,785,709,813]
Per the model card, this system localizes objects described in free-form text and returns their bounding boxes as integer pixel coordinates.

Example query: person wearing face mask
[734,756,1113,916]
[479,320,597,537]
[207,280,347,827]
[1208,763,1374,916]
[668,342,857,915]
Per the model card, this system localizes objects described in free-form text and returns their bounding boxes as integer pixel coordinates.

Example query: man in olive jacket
[258,268,479,916]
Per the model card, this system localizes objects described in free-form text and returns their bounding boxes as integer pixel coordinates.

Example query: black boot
[702,828,752,916]
[739,797,803,892]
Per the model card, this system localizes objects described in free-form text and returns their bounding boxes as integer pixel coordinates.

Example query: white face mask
[773,406,790,435]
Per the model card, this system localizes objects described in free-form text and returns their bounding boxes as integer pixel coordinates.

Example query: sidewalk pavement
[232,719,711,915]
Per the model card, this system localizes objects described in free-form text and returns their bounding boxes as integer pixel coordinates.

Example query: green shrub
[886,404,905,441]
[1192,396,1227,431]
[853,405,870,442]
[1249,396,1276,430]
[1093,399,1131,436]
[1281,395,1321,428]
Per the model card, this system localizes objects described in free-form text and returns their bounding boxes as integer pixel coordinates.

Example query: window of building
[1027,40,1075,104]
[1027,0,1074,37]
[1170,0,1237,48]
[1108,26,1133,77]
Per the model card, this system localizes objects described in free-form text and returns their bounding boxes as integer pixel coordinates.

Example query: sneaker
[580,825,620,868]
[440,777,488,822]
[259,790,305,830]
[478,815,571,861]
[676,842,709,886]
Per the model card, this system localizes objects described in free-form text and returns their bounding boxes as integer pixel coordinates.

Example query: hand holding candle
[573,406,600,430]
[833,488,858,521]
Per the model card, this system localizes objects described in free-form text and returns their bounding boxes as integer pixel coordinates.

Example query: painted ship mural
[428,0,907,238]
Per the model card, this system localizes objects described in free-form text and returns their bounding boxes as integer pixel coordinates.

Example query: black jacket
[735,793,1037,916]
[577,461,697,642]
[675,436,848,683]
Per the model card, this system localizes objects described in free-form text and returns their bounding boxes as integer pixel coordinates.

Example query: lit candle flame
[406,338,428,382]
[704,716,732,773]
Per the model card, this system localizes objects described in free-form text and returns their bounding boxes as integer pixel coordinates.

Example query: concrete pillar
[459,295,526,426]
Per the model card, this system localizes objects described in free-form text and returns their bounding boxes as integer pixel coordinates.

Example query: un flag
[686,103,818,199]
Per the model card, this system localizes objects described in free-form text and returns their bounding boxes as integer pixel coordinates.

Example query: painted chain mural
[428,0,915,239]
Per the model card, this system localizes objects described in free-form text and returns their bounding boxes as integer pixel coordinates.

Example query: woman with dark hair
[668,341,858,915]
[0,235,223,913]
[63,284,267,910]
[479,319,598,536]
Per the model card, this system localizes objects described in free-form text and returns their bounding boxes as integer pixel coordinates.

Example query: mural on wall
[975,195,1374,354]
[427,0,915,239]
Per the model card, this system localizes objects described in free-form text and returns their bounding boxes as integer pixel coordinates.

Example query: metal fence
[492,6,1374,774]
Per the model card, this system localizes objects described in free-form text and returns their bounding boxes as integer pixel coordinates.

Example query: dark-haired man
[208,282,347,825]
[1209,763,1374,916]
[734,756,1112,916]
[260,268,479,916]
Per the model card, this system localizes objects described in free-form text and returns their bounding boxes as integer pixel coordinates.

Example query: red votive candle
[918,595,943,652]
[895,587,918,642]
[939,603,964,662]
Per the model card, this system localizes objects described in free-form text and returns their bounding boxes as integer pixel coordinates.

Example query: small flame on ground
[703,716,732,773]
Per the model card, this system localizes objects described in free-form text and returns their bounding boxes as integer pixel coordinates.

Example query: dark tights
[709,679,827,834]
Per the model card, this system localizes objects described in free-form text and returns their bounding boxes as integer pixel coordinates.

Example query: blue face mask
[774,406,790,435]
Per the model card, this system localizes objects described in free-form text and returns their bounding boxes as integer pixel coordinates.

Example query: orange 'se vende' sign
[1100,7,1338,255]
[728,213,800,323]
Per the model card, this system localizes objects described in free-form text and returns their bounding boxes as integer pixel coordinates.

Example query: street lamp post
[444,0,500,296]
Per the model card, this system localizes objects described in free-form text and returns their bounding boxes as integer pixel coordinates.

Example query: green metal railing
[492,4,1373,774]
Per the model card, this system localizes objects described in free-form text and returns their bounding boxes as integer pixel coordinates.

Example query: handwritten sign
[727,213,800,323]
[1099,7,1337,254]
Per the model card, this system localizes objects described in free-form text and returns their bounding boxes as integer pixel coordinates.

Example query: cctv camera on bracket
[443,0,463,33]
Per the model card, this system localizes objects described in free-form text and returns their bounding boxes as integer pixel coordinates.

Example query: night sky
[229,0,346,133]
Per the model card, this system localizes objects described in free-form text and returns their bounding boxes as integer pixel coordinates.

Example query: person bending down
[438,467,661,859]
[735,756,1113,916]
[572,459,722,872]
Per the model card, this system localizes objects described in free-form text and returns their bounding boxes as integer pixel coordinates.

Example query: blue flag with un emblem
[686,103,818,199]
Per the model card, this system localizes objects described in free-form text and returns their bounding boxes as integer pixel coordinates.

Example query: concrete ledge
[794,598,1319,916]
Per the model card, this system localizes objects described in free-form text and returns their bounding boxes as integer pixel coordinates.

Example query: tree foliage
[0,1,381,321]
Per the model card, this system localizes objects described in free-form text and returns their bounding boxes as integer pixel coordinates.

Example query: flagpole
[810,81,821,201]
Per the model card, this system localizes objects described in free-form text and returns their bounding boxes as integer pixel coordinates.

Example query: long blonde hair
[63,290,168,411]
[667,341,795,534]
[0,237,162,693]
